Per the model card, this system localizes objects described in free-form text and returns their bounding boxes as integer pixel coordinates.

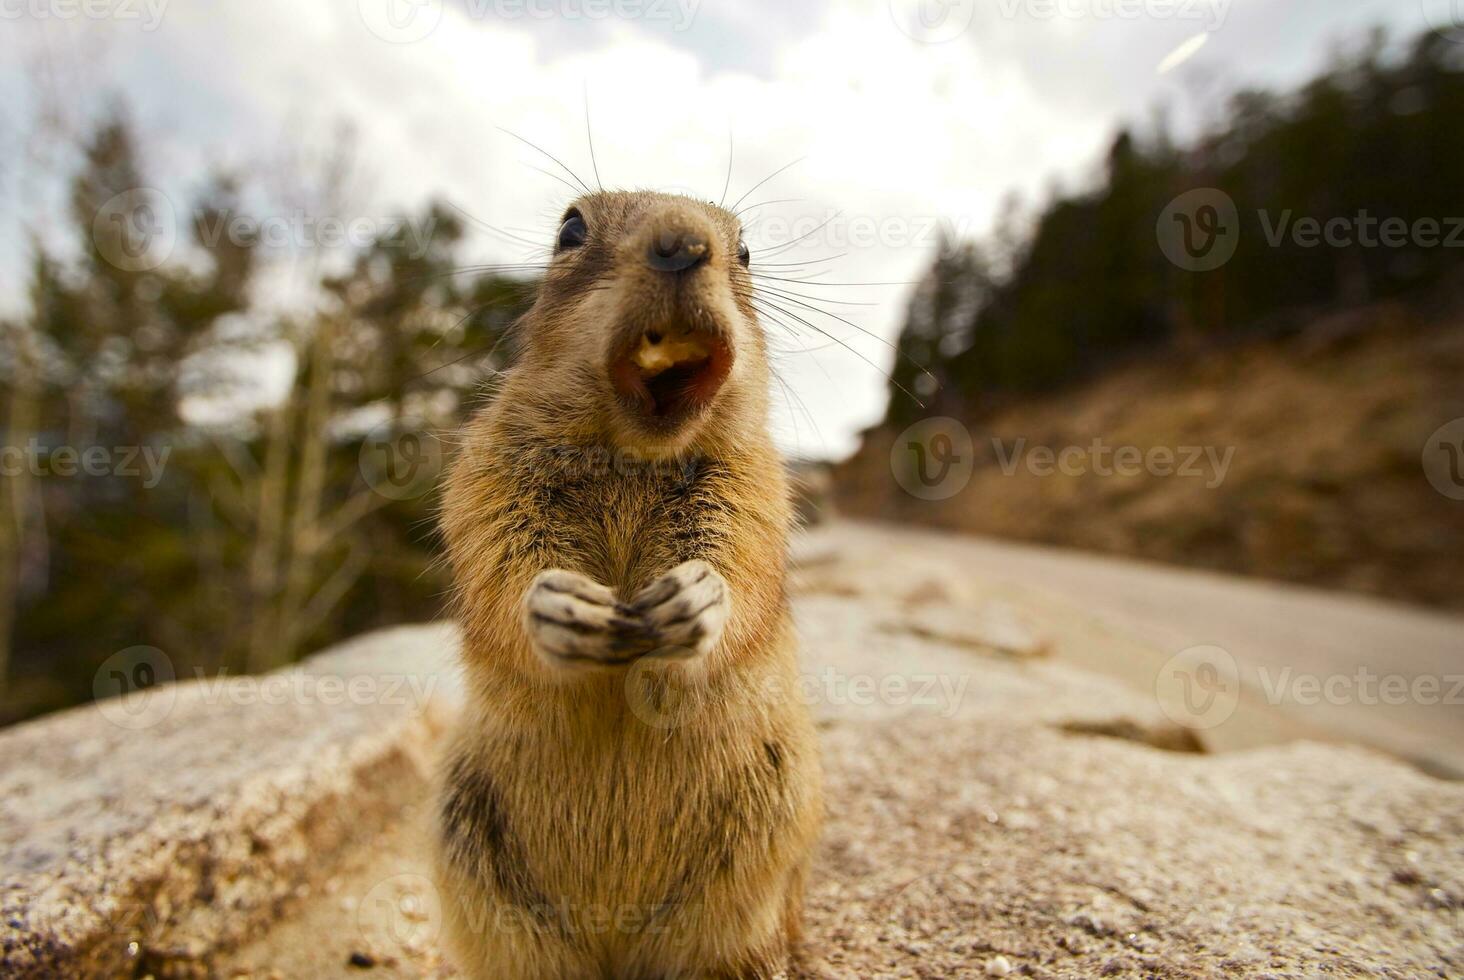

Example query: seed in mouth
[633,329,711,377]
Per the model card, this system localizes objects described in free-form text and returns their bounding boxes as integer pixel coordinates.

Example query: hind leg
[437,875,601,980]
[699,949,791,980]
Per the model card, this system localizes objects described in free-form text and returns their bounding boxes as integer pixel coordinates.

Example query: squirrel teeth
[633,330,710,378]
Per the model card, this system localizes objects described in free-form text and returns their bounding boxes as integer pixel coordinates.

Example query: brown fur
[436,191,823,979]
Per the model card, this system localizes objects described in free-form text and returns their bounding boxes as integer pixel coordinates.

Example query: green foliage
[1,111,535,723]
[887,31,1464,428]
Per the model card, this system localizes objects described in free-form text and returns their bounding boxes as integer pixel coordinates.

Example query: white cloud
[0,0,1428,457]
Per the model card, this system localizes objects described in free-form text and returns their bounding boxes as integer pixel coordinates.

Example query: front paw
[629,559,730,660]
[524,569,654,670]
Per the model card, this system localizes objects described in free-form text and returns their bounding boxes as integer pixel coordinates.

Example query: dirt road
[821,520,1464,777]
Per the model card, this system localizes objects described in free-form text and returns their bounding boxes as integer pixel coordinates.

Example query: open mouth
[610,325,731,427]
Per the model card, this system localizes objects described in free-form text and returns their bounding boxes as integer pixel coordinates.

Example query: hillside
[835,302,1464,611]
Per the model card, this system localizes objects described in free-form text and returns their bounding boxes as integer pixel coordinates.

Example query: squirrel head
[506,190,770,457]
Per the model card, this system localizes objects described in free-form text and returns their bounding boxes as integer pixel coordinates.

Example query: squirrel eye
[736,240,751,267]
[556,211,588,251]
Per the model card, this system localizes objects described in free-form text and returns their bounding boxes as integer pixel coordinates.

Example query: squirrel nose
[645,230,710,273]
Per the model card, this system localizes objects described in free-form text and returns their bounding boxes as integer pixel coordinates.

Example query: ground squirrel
[436,190,823,978]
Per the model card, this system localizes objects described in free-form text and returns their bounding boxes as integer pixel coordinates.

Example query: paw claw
[525,562,729,670]
[631,560,729,659]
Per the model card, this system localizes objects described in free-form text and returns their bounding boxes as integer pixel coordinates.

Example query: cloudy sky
[0,0,1437,458]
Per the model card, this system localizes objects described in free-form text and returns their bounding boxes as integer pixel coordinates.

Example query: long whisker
[751,212,843,258]
[446,201,548,253]
[727,156,806,214]
[733,198,804,219]
[748,296,925,409]
[584,88,604,191]
[759,306,842,382]
[752,254,847,269]
[526,164,582,196]
[719,130,734,208]
[497,126,593,196]
[768,359,824,452]
[396,264,548,287]
[409,312,520,383]
[751,274,919,287]
[749,285,937,387]
[751,283,878,307]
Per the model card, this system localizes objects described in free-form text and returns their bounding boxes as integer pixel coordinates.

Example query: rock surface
[2,527,1461,978]
[0,625,461,978]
